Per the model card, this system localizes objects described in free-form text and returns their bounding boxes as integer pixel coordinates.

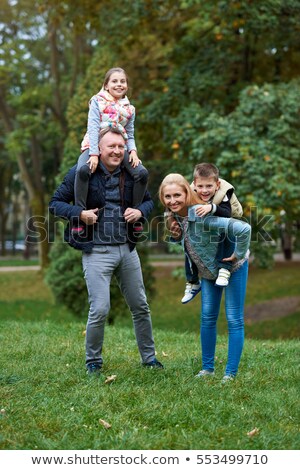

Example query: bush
[45,239,156,323]
[45,240,87,317]
[250,241,276,269]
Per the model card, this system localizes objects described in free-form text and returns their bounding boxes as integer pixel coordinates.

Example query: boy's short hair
[193,163,219,181]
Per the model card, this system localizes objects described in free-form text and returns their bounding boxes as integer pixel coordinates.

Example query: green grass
[0,322,299,450]
[0,258,38,267]
[0,266,299,450]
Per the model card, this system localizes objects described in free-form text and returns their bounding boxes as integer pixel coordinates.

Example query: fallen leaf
[104,375,117,384]
[82,330,86,336]
[247,427,260,437]
[162,351,168,357]
[99,419,111,429]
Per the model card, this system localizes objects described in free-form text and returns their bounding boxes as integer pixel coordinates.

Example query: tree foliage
[1,0,300,266]
[0,0,104,266]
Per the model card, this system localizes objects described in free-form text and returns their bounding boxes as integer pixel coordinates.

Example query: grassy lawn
[0,265,299,450]
[0,258,39,267]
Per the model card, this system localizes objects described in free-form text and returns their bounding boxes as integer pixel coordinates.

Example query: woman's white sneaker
[195,369,214,378]
[221,374,235,384]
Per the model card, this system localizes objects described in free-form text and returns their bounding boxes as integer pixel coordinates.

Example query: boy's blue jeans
[200,261,248,376]
[185,255,199,284]
[185,236,235,284]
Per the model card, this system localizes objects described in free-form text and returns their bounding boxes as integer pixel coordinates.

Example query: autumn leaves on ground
[0,265,299,450]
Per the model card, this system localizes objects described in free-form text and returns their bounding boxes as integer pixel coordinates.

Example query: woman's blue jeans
[200,261,248,376]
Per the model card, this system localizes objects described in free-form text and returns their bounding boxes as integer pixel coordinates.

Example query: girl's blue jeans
[200,261,248,376]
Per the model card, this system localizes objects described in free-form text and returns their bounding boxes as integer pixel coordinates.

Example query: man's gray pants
[82,244,155,367]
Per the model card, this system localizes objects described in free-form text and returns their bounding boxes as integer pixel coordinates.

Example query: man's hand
[80,208,99,225]
[195,204,212,217]
[123,208,142,223]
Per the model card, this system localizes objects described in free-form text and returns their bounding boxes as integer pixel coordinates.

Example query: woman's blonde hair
[158,173,201,208]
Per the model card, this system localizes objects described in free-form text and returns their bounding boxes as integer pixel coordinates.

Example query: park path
[0,252,299,272]
[0,265,41,272]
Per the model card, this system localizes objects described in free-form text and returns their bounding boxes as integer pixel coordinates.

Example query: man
[49,128,163,374]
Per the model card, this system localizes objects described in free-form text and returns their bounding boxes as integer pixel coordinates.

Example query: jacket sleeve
[213,179,243,218]
[230,192,244,218]
[49,167,83,221]
[125,111,137,153]
[87,97,101,156]
[212,189,233,217]
[136,189,153,220]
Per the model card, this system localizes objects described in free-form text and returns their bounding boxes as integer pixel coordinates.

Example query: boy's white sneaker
[181,282,201,304]
[215,268,231,287]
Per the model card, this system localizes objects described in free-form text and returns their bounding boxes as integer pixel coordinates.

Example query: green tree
[190,80,300,260]
[137,0,300,159]
[0,0,103,267]
[2,0,300,266]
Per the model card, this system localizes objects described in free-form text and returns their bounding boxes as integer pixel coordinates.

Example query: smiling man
[49,128,163,375]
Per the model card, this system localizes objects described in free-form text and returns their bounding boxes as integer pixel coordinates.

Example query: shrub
[250,241,276,269]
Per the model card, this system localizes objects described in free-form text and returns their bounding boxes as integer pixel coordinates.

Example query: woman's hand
[128,150,141,168]
[169,219,182,239]
[195,204,212,217]
[87,155,99,173]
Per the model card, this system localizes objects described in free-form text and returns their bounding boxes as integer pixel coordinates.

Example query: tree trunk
[48,19,67,134]
[0,210,8,256]
[29,194,49,270]
[280,220,293,260]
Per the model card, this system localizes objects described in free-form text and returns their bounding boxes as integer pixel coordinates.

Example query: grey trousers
[82,244,155,366]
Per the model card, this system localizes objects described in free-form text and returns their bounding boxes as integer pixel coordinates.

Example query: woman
[159,174,251,382]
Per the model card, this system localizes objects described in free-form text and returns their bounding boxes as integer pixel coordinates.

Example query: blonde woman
[159,173,251,382]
